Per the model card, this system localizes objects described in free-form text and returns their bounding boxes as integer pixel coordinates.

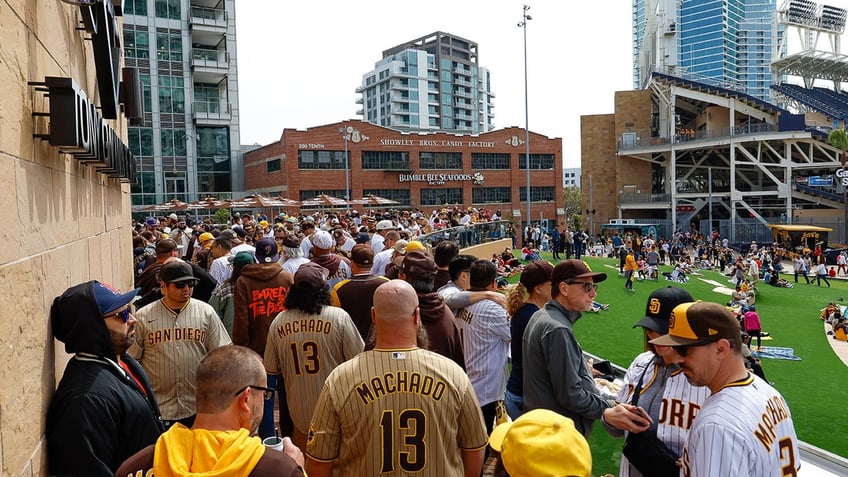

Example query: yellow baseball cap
[405,240,426,254]
[489,409,591,477]
[198,232,214,244]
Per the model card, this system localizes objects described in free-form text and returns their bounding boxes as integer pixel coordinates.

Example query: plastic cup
[262,436,285,452]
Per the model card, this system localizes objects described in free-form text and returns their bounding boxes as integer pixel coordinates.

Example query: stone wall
[0,3,133,476]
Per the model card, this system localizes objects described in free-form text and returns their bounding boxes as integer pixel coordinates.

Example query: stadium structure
[584,0,848,244]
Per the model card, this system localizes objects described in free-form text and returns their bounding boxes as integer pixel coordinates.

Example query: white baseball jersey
[681,373,799,477]
[461,297,510,406]
[129,298,232,420]
[614,351,711,477]
[264,306,364,434]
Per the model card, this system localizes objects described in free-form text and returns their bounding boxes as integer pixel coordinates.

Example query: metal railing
[191,48,229,68]
[417,220,511,249]
[189,6,227,25]
[619,123,778,150]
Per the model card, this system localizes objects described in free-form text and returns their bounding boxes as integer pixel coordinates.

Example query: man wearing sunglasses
[523,260,649,438]
[130,260,232,429]
[47,281,164,477]
[117,345,304,476]
[649,301,799,476]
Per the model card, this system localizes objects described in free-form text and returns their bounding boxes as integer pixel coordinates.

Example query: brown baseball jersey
[306,348,488,476]
[129,298,232,420]
[264,306,364,434]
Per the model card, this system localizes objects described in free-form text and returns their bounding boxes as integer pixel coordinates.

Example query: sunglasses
[566,281,599,293]
[170,280,198,289]
[235,385,275,401]
[105,308,132,323]
[673,339,719,357]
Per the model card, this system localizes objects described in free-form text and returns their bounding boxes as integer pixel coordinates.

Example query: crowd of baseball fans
[45,208,803,477]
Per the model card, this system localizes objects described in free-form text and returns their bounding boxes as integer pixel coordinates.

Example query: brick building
[244,120,564,225]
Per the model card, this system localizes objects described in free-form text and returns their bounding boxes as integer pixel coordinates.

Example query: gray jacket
[522,300,612,436]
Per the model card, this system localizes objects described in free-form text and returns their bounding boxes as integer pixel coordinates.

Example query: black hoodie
[47,281,164,477]
[416,292,466,370]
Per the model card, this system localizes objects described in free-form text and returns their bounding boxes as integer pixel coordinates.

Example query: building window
[155,0,181,19]
[361,151,410,170]
[472,187,511,204]
[160,129,187,157]
[124,30,150,59]
[140,74,152,114]
[420,188,462,206]
[158,75,185,113]
[297,150,347,169]
[156,32,183,61]
[471,153,510,169]
[363,189,411,205]
[517,154,555,169]
[519,186,555,202]
[419,151,462,169]
[267,159,281,173]
[300,190,347,201]
[125,0,147,15]
[128,128,154,156]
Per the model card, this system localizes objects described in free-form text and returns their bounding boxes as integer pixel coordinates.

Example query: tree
[562,186,582,218]
[827,128,848,245]
[213,208,231,225]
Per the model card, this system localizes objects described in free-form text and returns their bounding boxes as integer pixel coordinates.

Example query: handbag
[621,363,681,477]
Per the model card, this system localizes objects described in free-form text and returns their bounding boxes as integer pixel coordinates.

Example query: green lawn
[510,253,848,476]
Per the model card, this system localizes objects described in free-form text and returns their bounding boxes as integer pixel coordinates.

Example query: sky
[234,1,633,168]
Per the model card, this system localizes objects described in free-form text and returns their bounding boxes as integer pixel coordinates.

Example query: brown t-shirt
[115,444,304,477]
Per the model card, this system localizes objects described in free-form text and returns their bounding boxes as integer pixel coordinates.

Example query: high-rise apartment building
[357,32,495,133]
[123,0,242,207]
[632,0,779,101]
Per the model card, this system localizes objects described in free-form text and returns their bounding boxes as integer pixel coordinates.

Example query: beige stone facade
[1,3,134,475]
[580,90,653,232]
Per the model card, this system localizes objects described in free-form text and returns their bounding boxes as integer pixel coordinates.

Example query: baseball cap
[92,282,140,315]
[259,220,269,228]
[405,241,426,253]
[393,239,409,255]
[232,251,256,271]
[649,301,740,347]
[550,259,607,285]
[168,213,178,220]
[255,237,280,263]
[294,262,328,289]
[145,217,156,226]
[376,219,396,231]
[519,260,554,291]
[198,232,214,244]
[350,244,374,266]
[282,234,301,248]
[155,239,178,255]
[159,260,195,283]
[634,286,695,334]
[401,251,438,281]
[311,230,334,250]
[489,409,591,477]
[355,232,371,244]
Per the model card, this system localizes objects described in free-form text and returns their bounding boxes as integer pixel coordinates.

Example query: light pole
[518,4,532,230]
[339,126,351,200]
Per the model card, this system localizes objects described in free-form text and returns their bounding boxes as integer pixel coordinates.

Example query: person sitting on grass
[821,301,840,321]
[521,244,542,261]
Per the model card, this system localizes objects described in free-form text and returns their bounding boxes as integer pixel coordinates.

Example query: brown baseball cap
[550,259,607,286]
[350,244,374,266]
[649,301,740,346]
[401,251,438,281]
[294,262,328,289]
[520,260,553,290]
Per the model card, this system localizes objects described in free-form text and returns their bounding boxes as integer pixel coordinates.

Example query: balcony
[618,123,778,151]
[189,6,227,28]
[191,48,229,83]
[192,99,231,125]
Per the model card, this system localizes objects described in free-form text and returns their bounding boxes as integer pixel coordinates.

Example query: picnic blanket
[752,346,801,361]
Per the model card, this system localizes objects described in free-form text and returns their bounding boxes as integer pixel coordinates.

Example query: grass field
[508,253,848,476]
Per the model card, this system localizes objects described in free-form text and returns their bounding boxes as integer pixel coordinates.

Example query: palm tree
[827,128,848,245]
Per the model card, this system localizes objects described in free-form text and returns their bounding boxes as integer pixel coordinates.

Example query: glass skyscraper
[633,0,778,101]
[123,0,242,207]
